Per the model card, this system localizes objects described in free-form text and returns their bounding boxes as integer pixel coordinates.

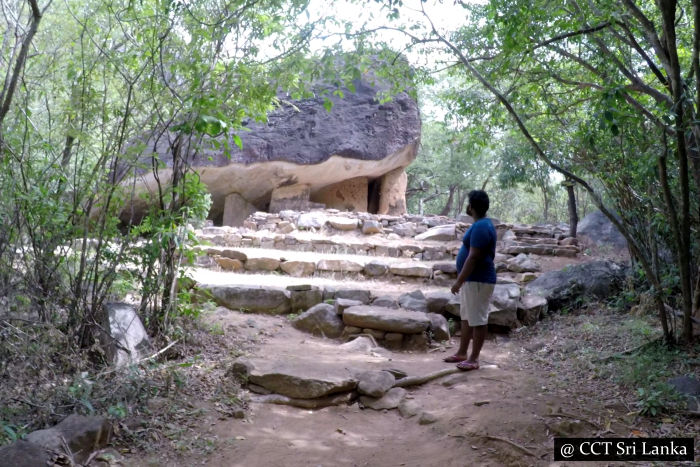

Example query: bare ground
[127,307,664,467]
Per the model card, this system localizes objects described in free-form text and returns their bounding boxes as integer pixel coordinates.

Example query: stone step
[194,269,540,330]
[501,244,579,257]
[197,246,457,285]
[197,244,555,286]
[197,228,460,261]
[197,226,579,265]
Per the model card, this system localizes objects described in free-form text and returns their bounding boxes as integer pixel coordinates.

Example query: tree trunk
[0,0,44,155]
[541,184,549,222]
[455,188,467,218]
[563,179,578,237]
[439,185,456,216]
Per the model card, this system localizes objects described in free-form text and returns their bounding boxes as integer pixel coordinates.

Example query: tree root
[251,391,357,409]
[544,411,601,429]
[393,368,460,388]
[481,435,538,457]
[594,336,662,362]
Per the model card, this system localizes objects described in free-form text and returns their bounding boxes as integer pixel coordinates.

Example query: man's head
[467,190,489,218]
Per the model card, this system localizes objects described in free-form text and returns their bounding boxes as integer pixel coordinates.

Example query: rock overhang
[123,74,421,221]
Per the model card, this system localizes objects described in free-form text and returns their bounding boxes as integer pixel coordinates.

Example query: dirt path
[134,308,628,467]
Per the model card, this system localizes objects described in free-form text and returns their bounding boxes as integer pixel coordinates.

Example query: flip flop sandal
[443,355,468,363]
[456,361,479,371]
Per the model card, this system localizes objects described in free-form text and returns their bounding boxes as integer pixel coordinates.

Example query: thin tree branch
[532,21,611,50]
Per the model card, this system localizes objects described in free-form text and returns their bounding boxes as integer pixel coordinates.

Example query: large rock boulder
[524,260,627,311]
[0,440,52,467]
[247,360,357,399]
[578,210,628,251]
[667,375,700,413]
[124,73,421,223]
[23,415,112,464]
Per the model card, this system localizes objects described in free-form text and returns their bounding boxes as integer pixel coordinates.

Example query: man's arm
[451,246,486,294]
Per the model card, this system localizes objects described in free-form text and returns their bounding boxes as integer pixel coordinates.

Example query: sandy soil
[133,308,630,467]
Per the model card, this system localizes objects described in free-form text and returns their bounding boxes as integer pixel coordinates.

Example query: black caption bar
[554,437,695,461]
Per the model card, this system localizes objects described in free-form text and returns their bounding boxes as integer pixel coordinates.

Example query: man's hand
[451,281,462,295]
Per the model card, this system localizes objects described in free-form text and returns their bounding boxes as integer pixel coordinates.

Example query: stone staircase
[190,208,582,353]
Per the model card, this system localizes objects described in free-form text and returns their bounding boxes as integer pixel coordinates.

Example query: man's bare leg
[468,324,487,363]
[456,320,473,357]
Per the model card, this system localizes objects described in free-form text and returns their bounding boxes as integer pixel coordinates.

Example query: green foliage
[0,421,25,445]
[614,342,687,417]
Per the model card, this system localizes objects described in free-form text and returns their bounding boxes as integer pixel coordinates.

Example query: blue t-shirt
[455,218,497,284]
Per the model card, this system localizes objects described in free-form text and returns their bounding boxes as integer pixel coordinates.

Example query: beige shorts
[459,282,495,326]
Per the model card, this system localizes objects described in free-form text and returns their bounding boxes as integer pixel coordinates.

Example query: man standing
[444,190,497,371]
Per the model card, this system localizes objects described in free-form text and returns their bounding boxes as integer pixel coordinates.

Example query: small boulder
[228,358,255,380]
[334,288,371,304]
[559,236,579,246]
[398,398,421,418]
[245,257,281,271]
[428,314,450,341]
[398,290,428,312]
[291,303,344,338]
[425,291,454,314]
[488,283,521,328]
[340,336,376,352]
[517,294,548,325]
[361,220,383,234]
[360,387,407,410]
[371,296,399,308]
[414,224,456,241]
[328,216,358,231]
[356,370,396,398]
[280,260,316,277]
[389,263,433,278]
[335,298,364,315]
[392,222,416,237]
[297,211,327,229]
[214,256,245,271]
[432,263,457,275]
[363,260,390,277]
[317,259,364,273]
[217,248,248,261]
[405,332,429,350]
[289,287,323,312]
[506,253,540,273]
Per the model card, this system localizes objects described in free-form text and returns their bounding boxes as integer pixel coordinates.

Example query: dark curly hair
[468,190,490,217]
